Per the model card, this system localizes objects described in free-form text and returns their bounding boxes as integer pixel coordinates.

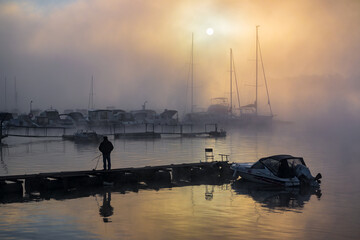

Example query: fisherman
[99,136,114,170]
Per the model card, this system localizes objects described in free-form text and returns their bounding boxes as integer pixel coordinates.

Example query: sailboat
[231,25,273,126]
[183,26,273,127]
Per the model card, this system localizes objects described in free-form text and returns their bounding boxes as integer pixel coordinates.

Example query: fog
[1,0,360,131]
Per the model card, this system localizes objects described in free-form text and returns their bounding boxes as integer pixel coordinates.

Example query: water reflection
[74,141,100,151]
[0,145,9,174]
[231,179,322,212]
[98,191,114,223]
[205,185,214,200]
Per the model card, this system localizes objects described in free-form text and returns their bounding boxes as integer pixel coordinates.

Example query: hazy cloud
[0,0,359,128]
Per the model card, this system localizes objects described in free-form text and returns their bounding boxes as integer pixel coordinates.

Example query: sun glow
[206,28,214,35]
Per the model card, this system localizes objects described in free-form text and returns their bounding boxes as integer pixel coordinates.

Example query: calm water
[1,123,360,239]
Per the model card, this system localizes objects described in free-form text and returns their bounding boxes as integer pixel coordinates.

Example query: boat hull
[236,171,300,187]
[231,162,300,187]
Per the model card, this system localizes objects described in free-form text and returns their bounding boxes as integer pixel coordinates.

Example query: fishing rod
[90,154,102,162]
[91,154,102,170]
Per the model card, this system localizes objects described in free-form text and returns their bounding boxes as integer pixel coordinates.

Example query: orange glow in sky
[0,0,360,122]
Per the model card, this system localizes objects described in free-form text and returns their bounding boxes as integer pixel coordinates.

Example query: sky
[1,0,360,128]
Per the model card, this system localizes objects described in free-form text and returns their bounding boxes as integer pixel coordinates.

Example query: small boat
[231,155,322,187]
[63,130,103,142]
[208,129,226,138]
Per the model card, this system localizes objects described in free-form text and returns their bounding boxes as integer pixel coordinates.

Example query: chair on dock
[204,148,214,162]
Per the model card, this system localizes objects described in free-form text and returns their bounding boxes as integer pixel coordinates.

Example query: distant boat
[236,26,273,126]
[130,109,157,124]
[183,98,230,124]
[208,129,226,138]
[87,109,115,126]
[33,109,75,128]
[63,130,103,142]
[130,103,178,125]
[63,112,88,127]
[6,114,38,127]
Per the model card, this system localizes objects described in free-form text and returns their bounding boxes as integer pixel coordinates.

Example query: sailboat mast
[232,55,241,112]
[91,75,94,109]
[4,76,7,111]
[191,33,194,113]
[255,26,259,116]
[230,48,233,114]
[88,75,94,109]
[14,77,18,111]
[258,36,273,117]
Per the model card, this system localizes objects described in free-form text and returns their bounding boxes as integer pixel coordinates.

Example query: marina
[1,0,359,238]
[1,123,226,141]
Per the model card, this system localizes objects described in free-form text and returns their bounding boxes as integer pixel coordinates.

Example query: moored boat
[63,130,103,142]
[231,155,322,187]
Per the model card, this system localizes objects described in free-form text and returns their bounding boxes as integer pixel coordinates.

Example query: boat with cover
[231,155,322,187]
[63,130,103,142]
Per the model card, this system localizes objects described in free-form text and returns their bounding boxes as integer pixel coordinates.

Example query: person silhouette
[98,136,114,170]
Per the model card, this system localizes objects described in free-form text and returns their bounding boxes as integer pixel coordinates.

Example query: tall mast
[191,33,194,113]
[4,76,7,111]
[230,48,233,114]
[255,26,259,116]
[14,77,18,111]
[91,75,94,109]
[88,75,94,109]
[258,34,273,117]
[232,54,241,112]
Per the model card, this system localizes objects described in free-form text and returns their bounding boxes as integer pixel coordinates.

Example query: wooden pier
[3,123,226,140]
[0,161,233,197]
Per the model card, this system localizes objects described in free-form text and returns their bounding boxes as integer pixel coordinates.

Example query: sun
[206,28,214,36]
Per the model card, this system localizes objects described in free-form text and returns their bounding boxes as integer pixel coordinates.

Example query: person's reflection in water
[99,191,114,223]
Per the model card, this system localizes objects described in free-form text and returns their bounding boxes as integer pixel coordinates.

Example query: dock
[114,132,161,139]
[0,161,233,198]
[3,123,226,140]
[113,123,226,139]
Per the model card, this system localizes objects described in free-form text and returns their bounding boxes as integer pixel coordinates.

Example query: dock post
[0,180,23,195]
[25,177,42,193]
